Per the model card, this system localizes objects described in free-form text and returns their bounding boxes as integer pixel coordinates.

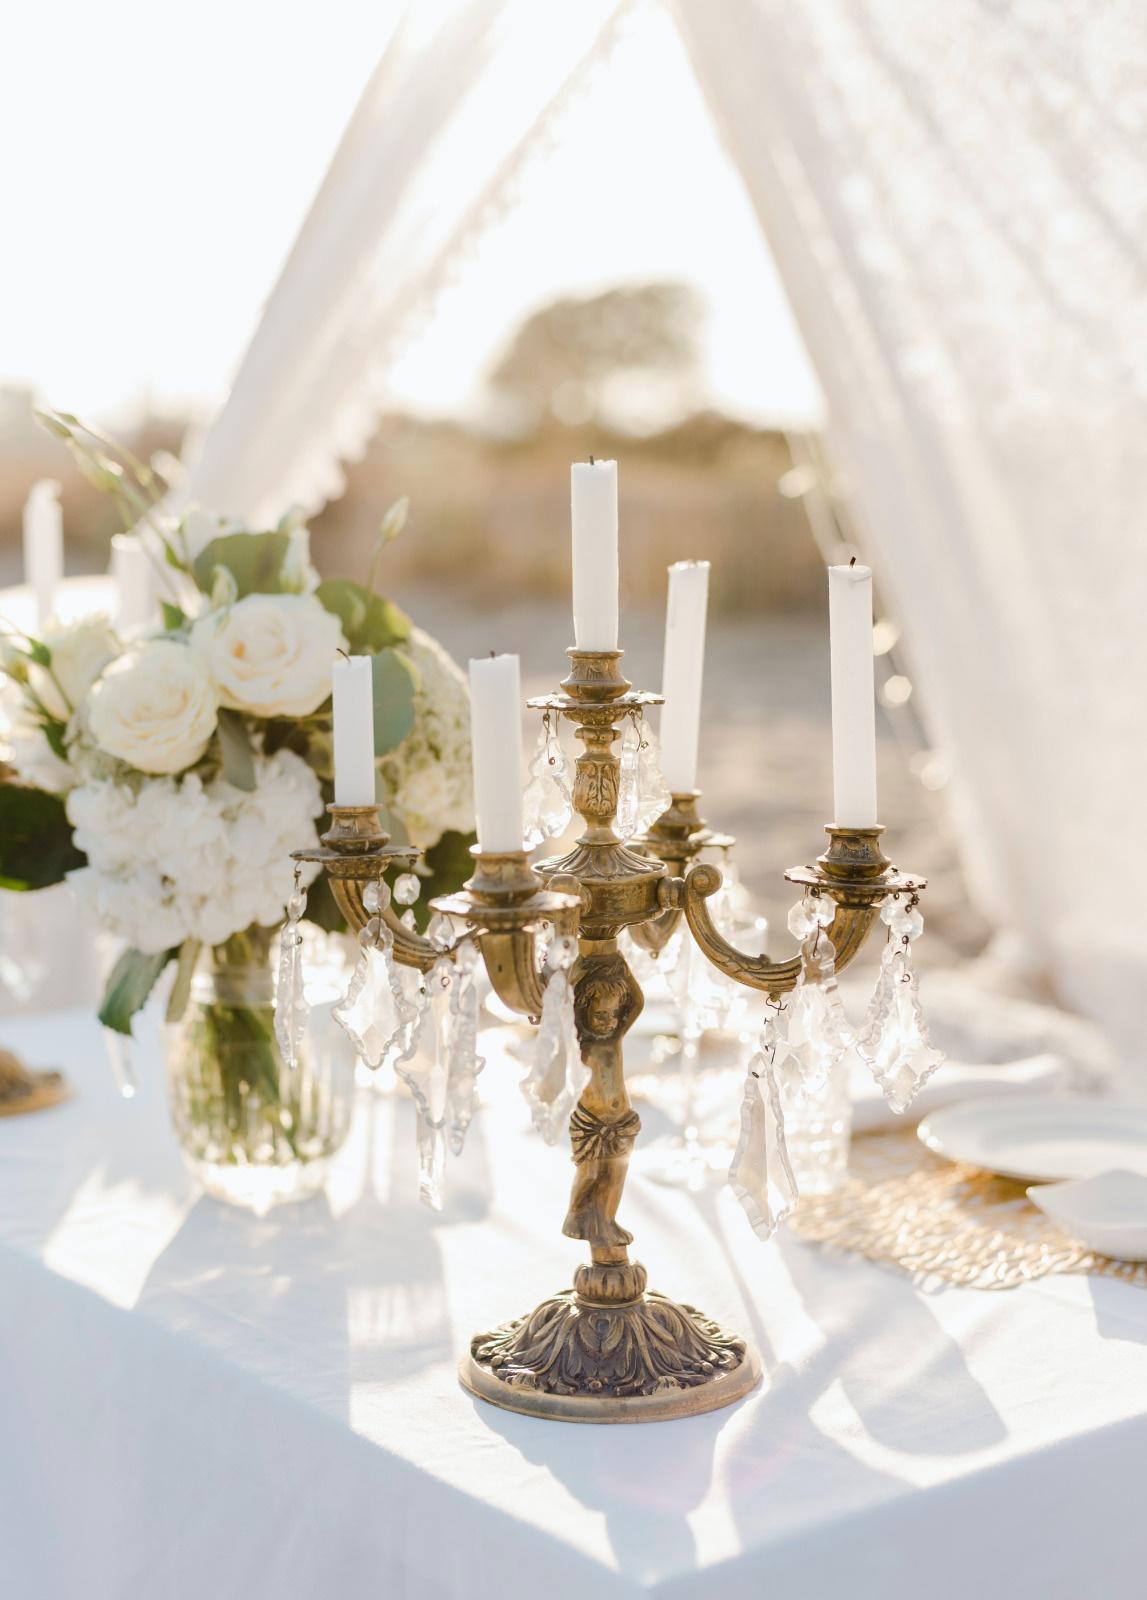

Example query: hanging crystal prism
[615,713,642,839]
[443,938,485,1154]
[521,935,587,1144]
[633,716,671,833]
[856,895,944,1112]
[274,868,308,1070]
[332,880,417,1070]
[728,1026,799,1240]
[393,955,452,1210]
[523,713,573,848]
[770,893,853,1093]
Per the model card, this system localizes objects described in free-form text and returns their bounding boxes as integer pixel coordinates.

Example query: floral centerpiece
[0,412,474,1203]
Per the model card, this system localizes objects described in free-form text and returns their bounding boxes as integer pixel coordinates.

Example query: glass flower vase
[164,931,355,1211]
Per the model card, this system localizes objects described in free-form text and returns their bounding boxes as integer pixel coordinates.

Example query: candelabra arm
[430,849,580,1020]
[476,929,547,1019]
[629,793,731,957]
[683,827,925,1000]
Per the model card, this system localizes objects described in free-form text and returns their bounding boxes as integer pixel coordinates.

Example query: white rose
[191,593,344,718]
[29,616,120,721]
[89,640,218,775]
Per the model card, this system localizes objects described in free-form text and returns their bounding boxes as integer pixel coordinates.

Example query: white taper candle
[571,459,618,650]
[469,654,525,853]
[659,560,710,794]
[332,655,376,806]
[110,534,155,631]
[828,562,878,827]
[23,480,63,630]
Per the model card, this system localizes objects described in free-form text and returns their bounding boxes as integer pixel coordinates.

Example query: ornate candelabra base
[461,1266,761,1422]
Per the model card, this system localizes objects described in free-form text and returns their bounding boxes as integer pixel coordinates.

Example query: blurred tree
[487,282,704,434]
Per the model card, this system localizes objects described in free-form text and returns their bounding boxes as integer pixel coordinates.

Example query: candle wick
[849,556,857,567]
[589,454,595,465]
[336,648,350,662]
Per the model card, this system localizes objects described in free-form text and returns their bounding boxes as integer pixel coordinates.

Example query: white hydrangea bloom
[379,627,473,849]
[65,749,324,954]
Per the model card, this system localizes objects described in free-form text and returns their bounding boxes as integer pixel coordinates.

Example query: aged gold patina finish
[300,645,924,1423]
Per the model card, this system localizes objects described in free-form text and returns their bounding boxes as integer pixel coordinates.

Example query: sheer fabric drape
[674,0,1147,1066]
[180,0,624,521]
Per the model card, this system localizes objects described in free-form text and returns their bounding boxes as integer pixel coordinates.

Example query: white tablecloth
[1,1008,1144,1600]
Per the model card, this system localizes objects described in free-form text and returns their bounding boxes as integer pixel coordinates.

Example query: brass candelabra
[300,646,924,1423]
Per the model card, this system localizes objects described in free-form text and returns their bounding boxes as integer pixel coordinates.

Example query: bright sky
[1,0,822,431]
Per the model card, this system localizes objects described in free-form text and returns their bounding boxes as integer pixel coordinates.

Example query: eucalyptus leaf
[316,579,410,653]
[0,785,86,890]
[372,646,418,755]
[99,947,174,1036]
[192,531,292,598]
[217,710,257,791]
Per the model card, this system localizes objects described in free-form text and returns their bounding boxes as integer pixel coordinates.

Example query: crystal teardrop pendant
[520,937,586,1144]
[856,898,944,1112]
[633,717,671,834]
[273,872,308,1071]
[523,714,573,848]
[770,910,853,1093]
[728,1036,798,1240]
[615,714,642,840]
[393,956,452,1210]
[332,908,411,1070]
[443,938,485,1155]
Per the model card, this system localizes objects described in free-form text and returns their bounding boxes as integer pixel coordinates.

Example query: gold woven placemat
[787,1127,1147,1290]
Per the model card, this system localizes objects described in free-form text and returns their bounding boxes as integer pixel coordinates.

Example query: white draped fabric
[181,0,622,520]
[672,1,1147,1065]
[184,0,1147,1065]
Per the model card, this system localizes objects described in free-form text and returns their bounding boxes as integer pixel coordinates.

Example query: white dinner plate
[1026,1171,1147,1261]
[917,1094,1147,1184]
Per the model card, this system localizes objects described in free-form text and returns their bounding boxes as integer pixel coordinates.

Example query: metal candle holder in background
[299,645,925,1424]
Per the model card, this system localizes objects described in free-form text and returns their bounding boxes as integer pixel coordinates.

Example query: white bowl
[1027,1169,1147,1261]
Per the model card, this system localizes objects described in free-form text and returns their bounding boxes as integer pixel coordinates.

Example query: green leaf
[164,938,201,1024]
[372,646,418,755]
[0,785,86,890]
[99,947,174,1035]
[191,531,292,598]
[412,830,477,932]
[316,579,411,653]
[33,409,74,441]
[41,720,68,762]
[216,710,256,791]
[24,638,51,668]
[161,600,187,631]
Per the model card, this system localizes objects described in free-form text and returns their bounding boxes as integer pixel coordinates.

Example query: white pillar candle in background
[828,562,878,827]
[332,655,376,806]
[468,654,525,853]
[110,534,154,631]
[570,459,618,650]
[660,560,710,795]
[23,480,63,630]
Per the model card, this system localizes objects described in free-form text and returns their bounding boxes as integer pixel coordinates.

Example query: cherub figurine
[562,958,643,1250]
